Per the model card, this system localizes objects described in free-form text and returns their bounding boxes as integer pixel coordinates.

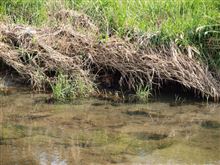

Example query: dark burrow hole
[152,80,206,103]
[95,68,122,90]
[0,60,28,87]
[0,59,215,102]
[95,70,206,102]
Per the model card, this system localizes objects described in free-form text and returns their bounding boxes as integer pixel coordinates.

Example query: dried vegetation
[0,10,219,100]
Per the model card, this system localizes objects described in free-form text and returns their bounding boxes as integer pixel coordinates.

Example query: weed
[50,73,94,102]
[50,74,72,101]
[135,84,152,103]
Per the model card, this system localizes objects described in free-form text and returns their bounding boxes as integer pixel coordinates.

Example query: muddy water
[0,93,220,165]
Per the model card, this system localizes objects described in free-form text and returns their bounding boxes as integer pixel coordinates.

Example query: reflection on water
[0,93,220,164]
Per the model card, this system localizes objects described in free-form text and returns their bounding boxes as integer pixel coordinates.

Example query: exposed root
[0,14,219,100]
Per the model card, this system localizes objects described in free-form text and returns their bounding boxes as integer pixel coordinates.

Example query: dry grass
[0,10,219,100]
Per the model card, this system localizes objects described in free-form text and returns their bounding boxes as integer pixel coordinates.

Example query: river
[0,92,220,164]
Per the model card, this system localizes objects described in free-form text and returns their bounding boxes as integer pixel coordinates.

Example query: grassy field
[0,0,219,69]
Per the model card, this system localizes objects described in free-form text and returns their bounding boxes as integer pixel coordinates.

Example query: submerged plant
[135,84,152,103]
[50,73,94,102]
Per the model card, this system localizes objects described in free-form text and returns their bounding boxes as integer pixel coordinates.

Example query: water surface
[0,93,220,164]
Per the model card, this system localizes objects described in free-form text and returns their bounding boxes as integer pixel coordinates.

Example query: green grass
[134,84,152,103]
[0,0,219,68]
[1,0,219,38]
[74,0,219,41]
[0,0,47,24]
[192,24,220,70]
[50,73,94,102]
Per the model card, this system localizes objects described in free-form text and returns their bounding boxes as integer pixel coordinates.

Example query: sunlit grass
[74,0,219,41]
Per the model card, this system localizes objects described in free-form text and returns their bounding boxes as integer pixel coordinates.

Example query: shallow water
[0,93,220,165]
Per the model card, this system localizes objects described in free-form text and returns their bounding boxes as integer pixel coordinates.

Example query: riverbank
[0,0,219,101]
